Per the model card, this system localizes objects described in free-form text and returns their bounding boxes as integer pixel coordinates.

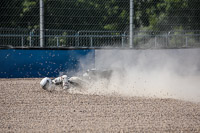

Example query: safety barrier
[0,49,94,78]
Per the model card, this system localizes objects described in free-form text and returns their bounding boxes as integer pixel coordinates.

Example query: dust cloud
[70,49,200,102]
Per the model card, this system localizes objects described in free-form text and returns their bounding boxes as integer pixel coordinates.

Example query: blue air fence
[0,28,200,48]
[0,49,95,78]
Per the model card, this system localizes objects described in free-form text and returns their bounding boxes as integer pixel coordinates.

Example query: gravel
[0,78,200,132]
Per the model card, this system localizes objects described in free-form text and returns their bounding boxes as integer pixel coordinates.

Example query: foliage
[1,0,200,31]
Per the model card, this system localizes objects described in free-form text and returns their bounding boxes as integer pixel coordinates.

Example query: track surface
[1,79,200,132]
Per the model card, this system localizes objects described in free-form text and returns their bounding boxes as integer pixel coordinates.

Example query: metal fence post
[40,0,44,47]
[166,34,168,47]
[186,36,188,47]
[129,0,133,48]
[90,37,93,47]
[75,32,80,47]
[57,37,59,47]
[122,33,125,47]
[21,36,24,47]
[29,31,32,47]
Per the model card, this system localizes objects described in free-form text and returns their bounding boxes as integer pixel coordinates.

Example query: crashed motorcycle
[40,69,113,92]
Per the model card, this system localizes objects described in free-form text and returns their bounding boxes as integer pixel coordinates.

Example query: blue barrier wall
[0,49,95,78]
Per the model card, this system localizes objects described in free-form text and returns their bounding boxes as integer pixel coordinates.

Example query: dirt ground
[0,78,200,132]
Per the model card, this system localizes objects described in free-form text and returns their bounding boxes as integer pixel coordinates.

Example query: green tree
[137,0,200,31]
[0,0,23,28]
[20,0,39,29]
[44,0,129,31]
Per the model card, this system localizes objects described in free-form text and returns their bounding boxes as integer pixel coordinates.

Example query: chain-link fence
[1,0,200,48]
